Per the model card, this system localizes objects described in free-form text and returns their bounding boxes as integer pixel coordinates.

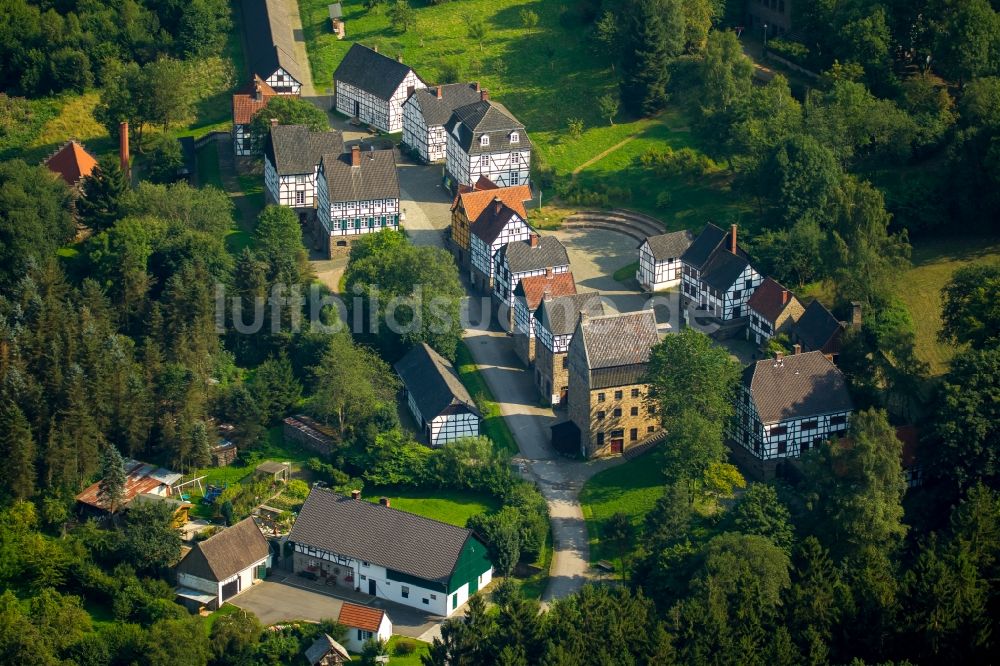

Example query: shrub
[394,639,417,656]
[284,479,310,500]
[655,191,673,210]
[567,118,585,140]
[767,39,809,65]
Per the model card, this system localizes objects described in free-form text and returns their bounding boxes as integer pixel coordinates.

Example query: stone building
[512,269,578,367]
[533,293,605,406]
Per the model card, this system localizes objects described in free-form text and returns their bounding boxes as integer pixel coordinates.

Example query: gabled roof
[320,148,399,202]
[536,292,606,336]
[577,310,659,370]
[333,43,422,100]
[44,140,98,186]
[498,236,569,274]
[242,0,302,83]
[795,300,844,353]
[700,248,751,292]
[445,100,530,155]
[289,489,482,585]
[452,183,531,221]
[265,125,344,175]
[305,634,350,665]
[514,271,577,311]
[680,223,748,270]
[175,518,270,582]
[742,351,853,423]
[338,602,387,633]
[394,343,479,421]
[470,199,525,245]
[642,230,694,262]
[747,278,801,323]
[232,75,277,124]
[75,459,182,511]
[406,83,484,126]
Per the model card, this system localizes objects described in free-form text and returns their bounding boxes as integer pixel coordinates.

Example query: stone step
[564,214,660,239]
[565,211,664,238]
[560,219,647,243]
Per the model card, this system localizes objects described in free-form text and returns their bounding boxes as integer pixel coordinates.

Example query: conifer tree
[0,400,36,500]
[618,0,683,116]
[97,444,127,514]
[77,159,129,232]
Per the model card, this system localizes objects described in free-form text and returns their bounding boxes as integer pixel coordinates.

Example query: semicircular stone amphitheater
[560,208,666,242]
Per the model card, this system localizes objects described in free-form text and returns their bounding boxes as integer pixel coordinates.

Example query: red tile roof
[452,183,531,222]
[515,271,577,310]
[747,277,800,323]
[337,602,385,633]
[232,75,278,124]
[44,140,98,186]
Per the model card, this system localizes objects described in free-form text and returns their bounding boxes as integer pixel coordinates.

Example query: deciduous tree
[939,263,1000,349]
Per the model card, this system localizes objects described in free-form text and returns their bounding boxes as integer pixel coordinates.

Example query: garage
[221,579,240,602]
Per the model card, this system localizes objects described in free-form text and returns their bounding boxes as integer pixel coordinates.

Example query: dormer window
[480,135,490,147]
[510,132,519,143]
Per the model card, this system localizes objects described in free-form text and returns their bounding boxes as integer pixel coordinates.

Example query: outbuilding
[175,518,272,611]
[395,343,481,446]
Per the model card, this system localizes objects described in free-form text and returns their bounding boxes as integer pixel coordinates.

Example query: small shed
[255,461,291,483]
[328,3,345,39]
[211,441,239,467]
[306,633,350,665]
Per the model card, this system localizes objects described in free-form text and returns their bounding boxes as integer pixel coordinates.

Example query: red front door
[610,438,624,454]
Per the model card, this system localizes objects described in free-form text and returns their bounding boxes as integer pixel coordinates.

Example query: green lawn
[455,341,518,456]
[384,636,431,665]
[363,487,499,527]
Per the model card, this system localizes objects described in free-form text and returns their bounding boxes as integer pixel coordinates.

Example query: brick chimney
[253,78,263,101]
[793,343,801,355]
[851,301,862,329]
[270,117,279,128]
[351,144,361,167]
[119,121,129,177]
[351,489,361,500]
[379,497,390,507]
[730,224,738,255]
[493,197,502,214]
[774,350,784,362]
[545,267,553,278]
[480,89,490,102]
[436,86,443,99]
[529,234,538,248]
[781,289,789,305]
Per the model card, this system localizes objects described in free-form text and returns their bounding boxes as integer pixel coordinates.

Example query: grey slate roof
[407,83,484,127]
[578,310,659,370]
[591,364,649,390]
[471,199,522,245]
[305,634,349,665]
[242,0,302,83]
[499,236,569,274]
[680,223,728,270]
[743,350,854,423]
[333,43,421,101]
[444,100,530,155]
[265,125,344,175]
[700,248,750,292]
[395,342,479,421]
[795,300,844,352]
[321,149,399,203]
[643,230,694,261]
[175,518,269,583]
[289,489,480,585]
[536,293,606,336]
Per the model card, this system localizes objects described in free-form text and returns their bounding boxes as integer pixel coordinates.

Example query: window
[745,279,753,290]
[630,428,638,441]
[422,598,429,605]
[511,152,520,164]
[295,174,307,184]
[777,441,787,455]
[597,393,606,402]
[648,404,657,415]
[770,425,788,436]
[362,561,369,567]
[295,190,305,205]
[613,408,622,418]
[647,425,656,433]
[510,171,520,185]
[630,406,638,416]
[614,390,623,400]
[631,389,640,398]
[597,432,605,446]
[360,574,367,581]
[402,586,410,598]
[431,594,437,600]
[358,630,372,641]
[801,420,818,431]
[451,594,458,610]
[596,411,605,420]
[480,155,489,170]
[562,357,568,369]
[733,289,742,299]
[480,135,490,147]
[830,415,847,425]
[510,131,519,143]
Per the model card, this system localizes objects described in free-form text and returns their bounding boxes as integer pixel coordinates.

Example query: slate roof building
[175,518,272,611]
[534,292,605,406]
[636,230,694,292]
[232,75,278,156]
[315,144,400,256]
[567,310,662,457]
[731,349,853,479]
[242,0,303,94]
[44,140,98,187]
[264,125,344,214]
[793,300,860,361]
[450,180,531,267]
[305,634,351,666]
[333,43,426,133]
[289,489,493,616]
[512,269,577,366]
[493,235,570,328]
[444,97,531,190]
[468,197,533,293]
[746,277,805,345]
[403,82,484,163]
[680,223,762,322]
[394,342,481,447]
[337,602,393,653]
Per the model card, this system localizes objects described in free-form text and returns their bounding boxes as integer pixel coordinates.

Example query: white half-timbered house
[680,223,762,321]
[264,125,343,214]
[444,95,531,190]
[468,199,532,293]
[242,0,304,94]
[747,277,805,345]
[333,43,426,133]
[289,489,493,617]
[402,83,483,163]
[731,350,853,477]
[636,230,694,292]
[174,518,271,611]
[395,342,481,446]
[512,270,577,366]
[494,235,570,328]
[316,145,400,256]
[533,293,605,405]
[232,76,278,156]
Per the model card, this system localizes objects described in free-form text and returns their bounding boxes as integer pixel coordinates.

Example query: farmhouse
[450,179,531,267]
[403,82,483,163]
[289,489,493,617]
[469,198,533,293]
[493,235,570,328]
[44,139,98,187]
[533,293,605,406]
[731,349,854,479]
[232,75,278,156]
[512,269,578,366]
[174,518,272,611]
[264,125,344,215]
[75,459,182,516]
[315,145,400,256]
[636,230,694,292]
[242,0,304,94]
[337,603,393,653]
[333,43,426,133]
[793,300,859,361]
[394,342,481,447]
[305,634,350,666]
[680,223,762,322]
[747,277,805,345]
[567,310,662,458]
[444,96,531,190]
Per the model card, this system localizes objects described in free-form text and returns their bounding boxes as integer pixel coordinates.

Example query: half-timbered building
[450,179,531,267]
[731,349,853,479]
[264,125,343,215]
[403,83,483,163]
[316,145,400,256]
[792,300,860,361]
[636,230,694,292]
[232,76,278,156]
[493,235,570,328]
[333,44,426,133]
[242,0,303,94]
[444,96,531,190]
[566,311,662,458]
[747,277,805,345]
[469,198,532,293]
[395,343,481,447]
[512,269,577,366]
[289,489,493,617]
[533,293,605,405]
[680,223,762,321]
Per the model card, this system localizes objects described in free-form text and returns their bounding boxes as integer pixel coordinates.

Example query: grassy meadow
[362,487,499,527]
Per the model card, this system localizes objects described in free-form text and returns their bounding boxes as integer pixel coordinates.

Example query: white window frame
[480,155,489,169]
[510,131,519,143]
[480,135,490,147]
